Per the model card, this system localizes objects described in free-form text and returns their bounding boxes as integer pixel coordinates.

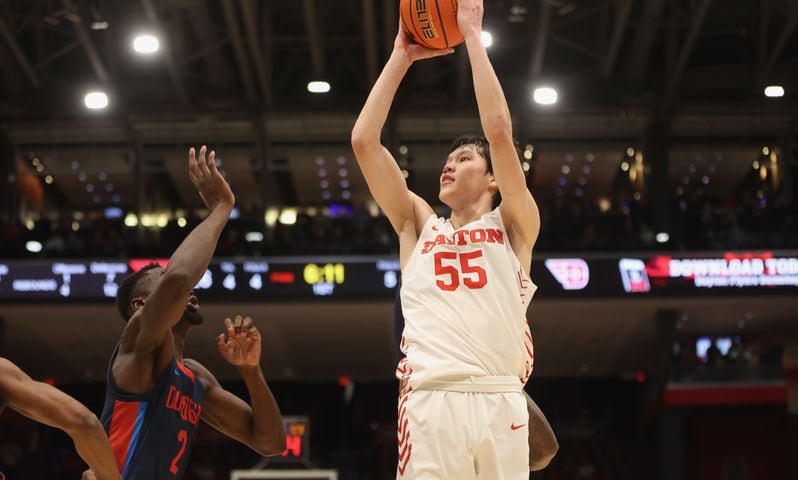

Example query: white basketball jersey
[397,208,536,389]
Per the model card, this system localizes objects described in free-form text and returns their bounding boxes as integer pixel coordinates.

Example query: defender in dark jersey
[0,357,120,479]
[98,146,285,479]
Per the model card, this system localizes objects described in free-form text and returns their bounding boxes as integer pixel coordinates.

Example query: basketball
[400,0,464,49]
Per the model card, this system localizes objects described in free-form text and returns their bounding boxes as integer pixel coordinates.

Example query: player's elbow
[482,116,513,144]
[253,440,286,457]
[252,429,287,457]
[63,405,104,439]
[530,439,559,471]
[351,127,378,155]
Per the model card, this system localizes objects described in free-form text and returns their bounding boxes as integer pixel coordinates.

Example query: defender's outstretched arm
[124,146,234,356]
[115,146,235,395]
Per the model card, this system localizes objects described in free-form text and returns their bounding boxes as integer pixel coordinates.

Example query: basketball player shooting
[0,357,120,479]
[93,146,285,479]
[352,0,556,477]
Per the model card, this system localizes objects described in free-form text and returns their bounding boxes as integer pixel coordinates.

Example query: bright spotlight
[84,91,108,110]
[655,232,670,244]
[307,81,331,94]
[533,86,558,105]
[25,240,43,253]
[279,209,298,225]
[133,34,160,54]
[481,31,493,48]
[124,213,138,227]
[764,85,784,98]
[245,231,264,243]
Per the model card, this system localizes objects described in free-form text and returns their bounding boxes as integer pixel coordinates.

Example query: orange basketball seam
[432,0,449,48]
[405,0,434,49]
[399,8,417,48]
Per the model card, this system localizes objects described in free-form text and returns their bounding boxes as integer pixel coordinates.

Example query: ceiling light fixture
[133,34,160,54]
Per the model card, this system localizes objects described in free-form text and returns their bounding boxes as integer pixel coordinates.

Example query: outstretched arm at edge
[0,358,120,480]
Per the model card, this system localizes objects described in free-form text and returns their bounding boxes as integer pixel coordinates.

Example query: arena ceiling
[1,0,796,212]
[0,0,796,115]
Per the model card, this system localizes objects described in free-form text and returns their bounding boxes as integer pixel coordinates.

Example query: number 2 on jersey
[170,429,188,474]
[434,250,487,291]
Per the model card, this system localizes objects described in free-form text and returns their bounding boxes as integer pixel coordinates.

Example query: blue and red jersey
[100,344,206,479]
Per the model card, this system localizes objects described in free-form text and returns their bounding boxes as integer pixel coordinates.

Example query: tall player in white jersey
[352,1,556,478]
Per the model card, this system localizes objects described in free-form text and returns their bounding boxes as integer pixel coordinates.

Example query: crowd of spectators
[0,211,399,259]
[536,194,798,252]
[2,195,796,259]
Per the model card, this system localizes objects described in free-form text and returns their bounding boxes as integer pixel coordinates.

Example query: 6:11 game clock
[276,415,310,463]
[303,263,345,285]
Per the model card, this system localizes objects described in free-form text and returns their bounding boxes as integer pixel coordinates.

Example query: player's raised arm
[187,316,286,456]
[458,0,540,250]
[122,146,234,357]
[351,22,452,236]
[0,359,121,480]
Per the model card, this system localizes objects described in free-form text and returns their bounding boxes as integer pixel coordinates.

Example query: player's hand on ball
[188,145,235,210]
[217,315,261,368]
[457,0,484,37]
[394,19,454,62]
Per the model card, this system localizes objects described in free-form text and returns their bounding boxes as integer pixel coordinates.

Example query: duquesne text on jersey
[420,228,504,255]
[165,385,203,426]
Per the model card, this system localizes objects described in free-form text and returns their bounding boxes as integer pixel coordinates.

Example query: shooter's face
[438,145,496,207]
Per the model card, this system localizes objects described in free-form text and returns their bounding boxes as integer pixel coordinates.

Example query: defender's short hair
[116,263,161,321]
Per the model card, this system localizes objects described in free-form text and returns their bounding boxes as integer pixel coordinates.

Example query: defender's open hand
[216,315,261,368]
[188,145,235,210]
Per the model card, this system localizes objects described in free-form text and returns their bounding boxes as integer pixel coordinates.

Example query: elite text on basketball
[414,0,439,40]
